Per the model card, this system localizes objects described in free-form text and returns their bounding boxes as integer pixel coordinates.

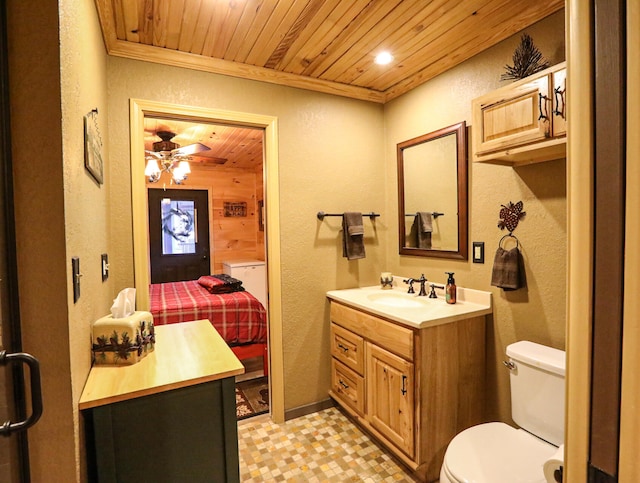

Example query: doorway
[130,99,285,423]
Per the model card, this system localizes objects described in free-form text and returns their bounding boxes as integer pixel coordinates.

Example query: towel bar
[404,212,444,218]
[317,211,380,221]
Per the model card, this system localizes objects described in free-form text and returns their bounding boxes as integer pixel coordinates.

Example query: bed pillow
[198,274,245,294]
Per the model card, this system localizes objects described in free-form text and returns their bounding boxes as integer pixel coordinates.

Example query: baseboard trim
[284,398,335,421]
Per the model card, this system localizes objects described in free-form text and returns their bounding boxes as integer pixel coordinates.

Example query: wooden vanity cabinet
[472,62,566,165]
[329,301,485,483]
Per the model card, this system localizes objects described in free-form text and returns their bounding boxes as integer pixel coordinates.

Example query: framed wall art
[223,201,247,217]
[84,108,104,184]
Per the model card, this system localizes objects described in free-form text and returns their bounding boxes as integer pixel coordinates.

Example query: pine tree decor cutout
[501,33,549,81]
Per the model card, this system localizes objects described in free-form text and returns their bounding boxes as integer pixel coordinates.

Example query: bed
[149,279,268,375]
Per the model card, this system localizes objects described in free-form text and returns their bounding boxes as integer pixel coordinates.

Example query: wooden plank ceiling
[95,0,564,103]
[144,117,264,169]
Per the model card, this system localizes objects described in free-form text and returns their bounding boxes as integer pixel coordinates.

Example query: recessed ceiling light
[375,51,394,65]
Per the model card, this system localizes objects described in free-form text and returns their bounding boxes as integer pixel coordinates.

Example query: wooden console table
[80,319,245,483]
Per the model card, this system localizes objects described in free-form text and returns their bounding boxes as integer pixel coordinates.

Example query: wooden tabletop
[79,319,245,410]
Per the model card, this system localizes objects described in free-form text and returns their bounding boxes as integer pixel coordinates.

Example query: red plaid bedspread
[149,280,267,345]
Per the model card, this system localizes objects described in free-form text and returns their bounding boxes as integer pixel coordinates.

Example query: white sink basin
[327,285,493,329]
[366,292,430,308]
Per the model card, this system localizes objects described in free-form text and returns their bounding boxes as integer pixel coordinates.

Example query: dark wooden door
[1,2,35,478]
[148,188,211,283]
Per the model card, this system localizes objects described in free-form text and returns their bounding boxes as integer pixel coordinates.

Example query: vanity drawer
[331,323,364,374]
[331,302,414,361]
[331,358,365,416]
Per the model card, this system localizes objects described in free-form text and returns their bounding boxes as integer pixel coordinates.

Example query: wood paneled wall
[146,165,265,273]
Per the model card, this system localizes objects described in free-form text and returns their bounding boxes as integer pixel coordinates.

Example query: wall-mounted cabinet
[472,62,566,165]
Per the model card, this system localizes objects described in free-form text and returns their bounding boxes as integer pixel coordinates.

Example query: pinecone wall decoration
[501,33,549,81]
[498,201,526,234]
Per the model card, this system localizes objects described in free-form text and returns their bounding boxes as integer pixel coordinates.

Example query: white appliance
[223,259,267,309]
[439,341,566,483]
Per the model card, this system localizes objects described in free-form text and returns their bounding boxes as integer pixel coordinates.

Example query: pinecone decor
[500,34,549,81]
[498,201,526,233]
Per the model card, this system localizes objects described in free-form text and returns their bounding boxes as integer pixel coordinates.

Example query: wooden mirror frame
[397,121,468,259]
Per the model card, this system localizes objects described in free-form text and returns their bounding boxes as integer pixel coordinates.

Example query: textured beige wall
[106,59,385,411]
[59,0,114,415]
[384,10,566,423]
[8,0,111,480]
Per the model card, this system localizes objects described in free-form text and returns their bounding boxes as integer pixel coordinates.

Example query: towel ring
[499,233,519,249]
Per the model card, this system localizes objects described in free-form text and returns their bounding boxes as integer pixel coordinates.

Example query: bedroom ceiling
[144,117,264,169]
[94,0,564,104]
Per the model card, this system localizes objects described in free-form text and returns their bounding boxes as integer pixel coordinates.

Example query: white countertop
[327,281,492,329]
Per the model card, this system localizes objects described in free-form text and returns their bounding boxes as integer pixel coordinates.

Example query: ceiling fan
[144,130,211,184]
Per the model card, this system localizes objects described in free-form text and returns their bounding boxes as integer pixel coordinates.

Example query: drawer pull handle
[339,379,349,390]
[337,343,349,353]
[401,375,408,395]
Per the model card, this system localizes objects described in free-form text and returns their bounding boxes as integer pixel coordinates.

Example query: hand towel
[342,212,365,260]
[413,212,432,249]
[490,246,523,290]
[417,212,433,232]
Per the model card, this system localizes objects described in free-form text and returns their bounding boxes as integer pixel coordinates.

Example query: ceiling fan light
[172,165,187,183]
[145,158,161,177]
[178,160,191,174]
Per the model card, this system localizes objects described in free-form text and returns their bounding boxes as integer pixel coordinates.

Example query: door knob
[0,351,43,435]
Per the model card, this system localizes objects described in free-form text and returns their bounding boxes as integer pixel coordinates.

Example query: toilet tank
[506,341,566,446]
[223,260,267,309]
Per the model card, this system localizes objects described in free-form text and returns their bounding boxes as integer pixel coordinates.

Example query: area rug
[236,377,269,420]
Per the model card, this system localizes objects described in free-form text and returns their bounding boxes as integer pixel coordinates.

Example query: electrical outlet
[72,257,81,302]
[101,253,109,282]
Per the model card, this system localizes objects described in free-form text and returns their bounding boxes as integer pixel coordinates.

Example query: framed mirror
[397,121,468,259]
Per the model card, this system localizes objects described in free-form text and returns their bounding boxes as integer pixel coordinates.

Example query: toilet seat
[440,422,559,483]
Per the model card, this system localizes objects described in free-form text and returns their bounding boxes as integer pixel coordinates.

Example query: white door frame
[129,99,285,422]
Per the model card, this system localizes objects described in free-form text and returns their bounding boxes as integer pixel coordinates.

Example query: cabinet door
[472,72,551,157]
[366,343,414,457]
[552,67,567,137]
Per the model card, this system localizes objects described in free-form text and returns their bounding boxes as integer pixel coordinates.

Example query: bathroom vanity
[327,284,492,483]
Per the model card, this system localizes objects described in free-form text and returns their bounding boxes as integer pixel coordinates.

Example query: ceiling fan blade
[172,142,211,156]
[144,150,163,159]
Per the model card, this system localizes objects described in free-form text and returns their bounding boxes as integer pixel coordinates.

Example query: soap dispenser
[445,272,457,304]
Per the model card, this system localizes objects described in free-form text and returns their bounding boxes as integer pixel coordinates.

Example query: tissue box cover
[92,311,155,365]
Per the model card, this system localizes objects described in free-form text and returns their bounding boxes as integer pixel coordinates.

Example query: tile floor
[237,406,418,482]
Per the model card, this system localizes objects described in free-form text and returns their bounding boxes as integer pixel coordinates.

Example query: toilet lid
[443,422,558,483]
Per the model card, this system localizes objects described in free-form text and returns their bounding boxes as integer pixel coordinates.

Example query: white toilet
[439,341,565,483]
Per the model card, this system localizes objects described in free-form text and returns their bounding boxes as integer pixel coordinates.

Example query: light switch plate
[101,253,109,282]
[472,242,485,264]
[72,257,80,302]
